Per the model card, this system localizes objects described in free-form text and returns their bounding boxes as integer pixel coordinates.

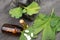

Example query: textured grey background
[0,0,60,40]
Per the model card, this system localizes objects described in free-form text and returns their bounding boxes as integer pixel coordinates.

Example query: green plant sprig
[9,2,40,19]
[19,9,60,40]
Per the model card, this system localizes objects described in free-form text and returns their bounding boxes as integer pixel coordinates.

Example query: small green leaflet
[23,2,40,15]
[9,7,22,18]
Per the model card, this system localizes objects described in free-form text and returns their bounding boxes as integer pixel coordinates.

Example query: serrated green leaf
[23,2,40,15]
[9,7,22,18]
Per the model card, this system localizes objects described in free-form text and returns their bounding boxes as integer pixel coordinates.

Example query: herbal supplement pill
[1,24,23,36]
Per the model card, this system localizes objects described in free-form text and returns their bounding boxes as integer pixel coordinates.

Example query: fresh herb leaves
[9,2,40,19]
[19,9,60,40]
[23,2,40,15]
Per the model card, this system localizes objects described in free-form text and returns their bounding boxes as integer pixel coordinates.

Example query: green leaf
[42,9,59,40]
[27,13,48,35]
[19,32,27,40]
[9,7,22,18]
[19,13,47,40]
[41,9,57,40]
[50,9,59,28]
[42,17,55,40]
[56,20,60,32]
[23,9,26,13]
[19,9,60,40]
[23,2,40,15]
[50,9,60,32]
[42,26,55,40]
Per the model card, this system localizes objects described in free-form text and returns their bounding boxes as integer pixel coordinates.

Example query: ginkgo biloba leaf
[9,7,22,18]
[23,2,40,15]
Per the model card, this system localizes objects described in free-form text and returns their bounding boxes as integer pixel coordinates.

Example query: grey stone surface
[0,0,60,40]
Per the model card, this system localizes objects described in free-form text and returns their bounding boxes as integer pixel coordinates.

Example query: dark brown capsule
[1,24,23,36]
